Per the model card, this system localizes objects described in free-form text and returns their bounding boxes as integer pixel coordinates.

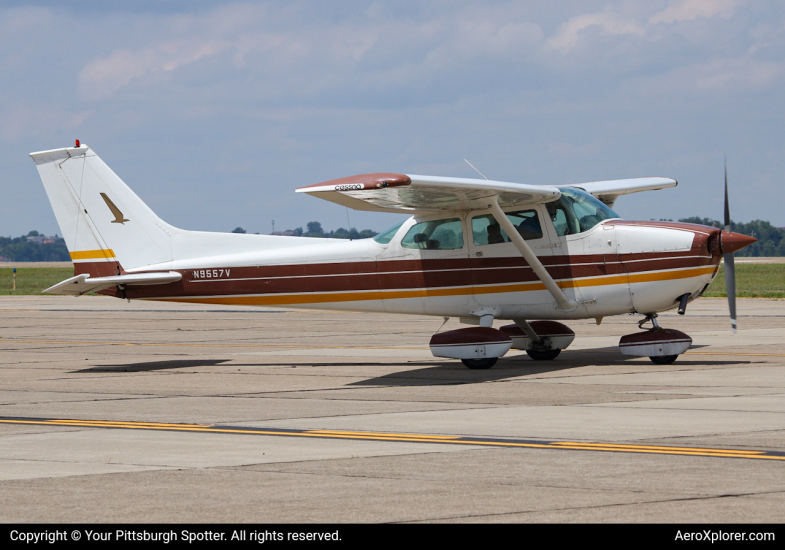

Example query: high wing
[296,173,676,212]
[296,173,561,213]
[563,177,677,208]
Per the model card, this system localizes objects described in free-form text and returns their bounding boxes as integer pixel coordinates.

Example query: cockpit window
[547,188,620,236]
[373,220,405,245]
[401,218,464,250]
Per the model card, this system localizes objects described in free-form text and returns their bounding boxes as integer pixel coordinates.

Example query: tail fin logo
[100,193,130,224]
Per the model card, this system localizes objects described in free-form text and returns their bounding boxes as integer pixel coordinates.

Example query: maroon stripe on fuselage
[122,250,718,300]
[64,221,720,302]
[73,261,121,278]
[612,220,716,234]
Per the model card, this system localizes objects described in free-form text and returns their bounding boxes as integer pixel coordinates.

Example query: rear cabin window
[401,218,464,250]
[472,210,542,246]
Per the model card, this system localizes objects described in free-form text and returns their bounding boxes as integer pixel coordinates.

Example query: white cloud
[79,40,229,100]
[650,0,739,25]
[546,8,645,51]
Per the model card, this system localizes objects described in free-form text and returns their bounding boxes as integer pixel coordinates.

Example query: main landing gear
[619,314,692,364]
[500,321,574,362]
[461,358,498,370]
[429,320,576,369]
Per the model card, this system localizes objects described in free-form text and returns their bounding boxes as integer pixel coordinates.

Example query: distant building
[25,234,59,245]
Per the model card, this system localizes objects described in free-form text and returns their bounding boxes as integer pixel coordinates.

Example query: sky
[1,0,784,237]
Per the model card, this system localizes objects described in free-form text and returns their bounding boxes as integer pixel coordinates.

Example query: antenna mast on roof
[463,159,489,180]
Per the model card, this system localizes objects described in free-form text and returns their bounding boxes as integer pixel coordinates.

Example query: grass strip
[0,267,74,295]
[703,263,785,298]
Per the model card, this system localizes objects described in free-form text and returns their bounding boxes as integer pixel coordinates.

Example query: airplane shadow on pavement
[350,349,755,387]
[71,359,232,373]
[68,349,754,385]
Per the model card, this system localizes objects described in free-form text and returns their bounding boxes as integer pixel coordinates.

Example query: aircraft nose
[720,231,757,254]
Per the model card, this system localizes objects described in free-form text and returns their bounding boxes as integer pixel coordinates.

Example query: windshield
[547,188,620,236]
[373,220,405,244]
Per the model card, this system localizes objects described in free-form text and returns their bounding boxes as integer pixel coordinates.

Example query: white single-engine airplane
[31,142,756,369]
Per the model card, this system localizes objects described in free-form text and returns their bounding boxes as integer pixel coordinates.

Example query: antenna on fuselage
[463,159,489,180]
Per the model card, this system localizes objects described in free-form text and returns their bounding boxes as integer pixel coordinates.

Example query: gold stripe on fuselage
[69,249,116,261]
[151,266,716,307]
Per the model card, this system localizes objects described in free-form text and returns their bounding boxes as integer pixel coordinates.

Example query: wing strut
[488,196,577,312]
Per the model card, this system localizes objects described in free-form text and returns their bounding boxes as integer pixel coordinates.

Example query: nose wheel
[620,314,692,365]
[649,355,678,365]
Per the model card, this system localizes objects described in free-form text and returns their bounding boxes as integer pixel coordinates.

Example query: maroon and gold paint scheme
[72,221,752,312]
[297,172,411,191]
[619,328,693,358]
[430,327,512,348]
[70,250,121,278]
[500,321,575,340]
[619,328,693,349]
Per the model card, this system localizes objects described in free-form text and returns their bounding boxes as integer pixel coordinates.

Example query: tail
[30,143,179,277]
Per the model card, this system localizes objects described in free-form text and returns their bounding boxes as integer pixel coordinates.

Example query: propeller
[720,161,757,333]
[723,162,737,333]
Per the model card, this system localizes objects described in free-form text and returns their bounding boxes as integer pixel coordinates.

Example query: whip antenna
[464,159,489,180]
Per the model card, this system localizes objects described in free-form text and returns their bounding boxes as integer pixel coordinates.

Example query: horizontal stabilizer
[44,271,182,296]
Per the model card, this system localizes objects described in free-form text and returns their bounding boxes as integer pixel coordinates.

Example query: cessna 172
[31,142,756,369]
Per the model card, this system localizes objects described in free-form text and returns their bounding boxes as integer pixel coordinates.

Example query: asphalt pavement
[1,295,784,523]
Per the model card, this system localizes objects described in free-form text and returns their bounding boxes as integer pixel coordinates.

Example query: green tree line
[0,231,70,262]
[292,221,377,239]
[234,221,378,239]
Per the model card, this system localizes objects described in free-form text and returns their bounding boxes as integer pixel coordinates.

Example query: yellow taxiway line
[1,417,782,462]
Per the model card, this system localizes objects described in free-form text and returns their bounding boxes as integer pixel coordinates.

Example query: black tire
[649,355,678,365]
[526,349,561,361]
[461,357,498,369]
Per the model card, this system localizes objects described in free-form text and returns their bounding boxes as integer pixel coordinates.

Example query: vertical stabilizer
[30,144,179,276]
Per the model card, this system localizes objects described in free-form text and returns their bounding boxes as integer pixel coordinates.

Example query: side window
[547,204,575,237]
[401,218,464,250]
[472,210,542,246]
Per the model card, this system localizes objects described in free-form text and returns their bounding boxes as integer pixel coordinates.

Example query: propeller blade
[724,160,731,232]
[724,252,737,334]
[723,159,736,333]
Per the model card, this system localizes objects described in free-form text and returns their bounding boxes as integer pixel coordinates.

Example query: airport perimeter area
[0,295,784,523]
